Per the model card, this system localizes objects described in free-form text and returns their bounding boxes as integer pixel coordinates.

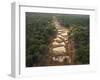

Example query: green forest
[57,14,89,64]
[26,13,57,67]
[26,13,89,67]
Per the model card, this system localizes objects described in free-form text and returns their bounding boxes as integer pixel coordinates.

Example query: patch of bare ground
[48,16,75,66]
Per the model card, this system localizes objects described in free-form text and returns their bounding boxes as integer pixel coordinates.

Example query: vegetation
[26,13,57,67]
[69,25,89,64]
[57,14,89,28]
[57,15,89,64]
[26,12,90,67]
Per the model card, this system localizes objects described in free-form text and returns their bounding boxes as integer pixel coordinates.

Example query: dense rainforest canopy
[26,13,57,67]
[57,14,89,64]
[26,13,89,67]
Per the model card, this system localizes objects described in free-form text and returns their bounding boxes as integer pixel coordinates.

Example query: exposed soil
[47,16,75,66]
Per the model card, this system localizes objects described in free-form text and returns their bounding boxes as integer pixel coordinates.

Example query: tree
[26,13,57,67]
[68,25,89,64]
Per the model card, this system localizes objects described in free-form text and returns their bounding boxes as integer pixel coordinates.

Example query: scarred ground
[48,16,75,66]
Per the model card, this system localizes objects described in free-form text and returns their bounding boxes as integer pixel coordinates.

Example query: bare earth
[48,16,75,66]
